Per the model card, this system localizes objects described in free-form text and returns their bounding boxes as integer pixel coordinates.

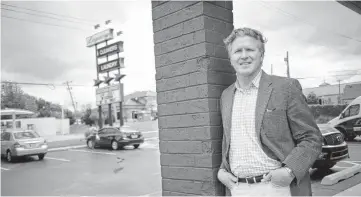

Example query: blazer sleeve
[282,79,323,184]
[219,93,227,171]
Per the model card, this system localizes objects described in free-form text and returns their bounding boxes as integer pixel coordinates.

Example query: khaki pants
[231,181,291,196]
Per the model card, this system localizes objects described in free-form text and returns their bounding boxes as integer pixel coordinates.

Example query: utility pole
[64,81,77,115]
[337,79,341,104]
[271,64,273,75]
[284,51,290,78]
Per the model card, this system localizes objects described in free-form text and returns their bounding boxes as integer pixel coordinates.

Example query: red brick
[156,84,227,104]
[158,112,221,128]
[207,71,236,85]
[194,153,222,168]
[163,179,219,195]
[160,154,195,167]
[154,29,228,56]
[153,15,205,44]
[161,166,218,181]
[159,126,222,141]
[158,98,219,116]
[203,2,233,22]
[159,140,221,154]
[152,1,198,20]
[160,141,203,154]
[153,2,203,32]
[204,16,233,35]
[156,71,207,92]
[207,1,233,10]
[155,57,234,80]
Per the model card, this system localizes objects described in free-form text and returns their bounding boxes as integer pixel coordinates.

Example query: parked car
[312,124,349,170]
[85,126,144,150]
[1,129,48,162]
[328,96,361,141]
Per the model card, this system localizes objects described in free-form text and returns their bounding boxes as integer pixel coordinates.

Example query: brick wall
[152,1,235,195]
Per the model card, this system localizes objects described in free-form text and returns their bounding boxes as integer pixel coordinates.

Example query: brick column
[152,1,235,196]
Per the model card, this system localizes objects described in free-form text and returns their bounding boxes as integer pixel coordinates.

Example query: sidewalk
[334,182,361,196]
[45,133,85,143]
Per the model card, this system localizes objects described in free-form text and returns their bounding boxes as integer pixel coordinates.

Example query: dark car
[85,126,144,150]
[312,124,349,169]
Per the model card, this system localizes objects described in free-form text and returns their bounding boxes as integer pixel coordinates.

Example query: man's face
[229,36,264,77]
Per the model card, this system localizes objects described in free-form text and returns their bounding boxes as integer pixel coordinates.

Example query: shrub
[308,104,347,120]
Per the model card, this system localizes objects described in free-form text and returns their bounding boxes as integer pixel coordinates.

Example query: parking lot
[1,137,162,196]
[1,136,361,196]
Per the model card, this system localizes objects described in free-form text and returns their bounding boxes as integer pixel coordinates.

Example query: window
[16,121,21,128]
[13,131,38,139]
[1,132,11,141]
[343,104,360,118]
[6,121,13,129]
[350,104,360,117]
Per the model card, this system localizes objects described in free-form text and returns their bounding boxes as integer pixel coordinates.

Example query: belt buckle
[245,175,252,184]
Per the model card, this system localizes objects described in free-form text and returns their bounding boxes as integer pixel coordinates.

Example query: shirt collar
[235,69,263,91]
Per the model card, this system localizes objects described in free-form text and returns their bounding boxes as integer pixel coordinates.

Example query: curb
[321,164,361,185]
[48,145,87,152]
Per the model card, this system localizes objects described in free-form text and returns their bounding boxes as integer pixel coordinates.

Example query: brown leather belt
[238,174,264,184]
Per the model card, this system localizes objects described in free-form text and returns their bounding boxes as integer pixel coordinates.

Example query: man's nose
[240,51,249,59]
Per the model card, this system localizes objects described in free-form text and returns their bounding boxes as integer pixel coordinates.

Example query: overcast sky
[1,1,361,110]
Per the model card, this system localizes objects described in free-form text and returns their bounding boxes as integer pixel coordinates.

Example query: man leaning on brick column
[217,27,323,196]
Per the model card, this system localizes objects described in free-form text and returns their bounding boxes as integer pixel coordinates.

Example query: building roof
[342,84,361,100]
[303,81,361,97]
[0,108,34,116]
[123,91,156,102]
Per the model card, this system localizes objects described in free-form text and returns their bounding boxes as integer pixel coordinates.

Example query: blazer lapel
[255,71,273,137]
[223,83,235,144]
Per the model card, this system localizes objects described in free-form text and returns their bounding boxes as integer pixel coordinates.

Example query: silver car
[1,129,48,162]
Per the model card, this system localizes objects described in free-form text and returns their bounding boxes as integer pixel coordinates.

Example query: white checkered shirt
[230,70,281,178]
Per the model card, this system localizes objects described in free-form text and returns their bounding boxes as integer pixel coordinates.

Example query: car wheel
[87,140,95,149]
[314,162,336,170]
[38,154,45,160]
[111,140,119,150]
[347,135,356,141]
[6,151,13,162]
[133,144,140,149]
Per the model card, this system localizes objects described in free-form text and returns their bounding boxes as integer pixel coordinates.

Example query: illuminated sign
[97,41,123,57]
[97,58,124,73]
[96,84,124,105]
[86,28,114,47]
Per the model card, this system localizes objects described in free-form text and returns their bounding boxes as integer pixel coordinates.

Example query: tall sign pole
[87,23,125,129]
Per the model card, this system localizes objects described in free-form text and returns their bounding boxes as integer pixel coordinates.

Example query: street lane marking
[69,149,116,155]
[139,191,162,197]
[45,157,70,162]
[1,167,10,171]
[145,137,158,141]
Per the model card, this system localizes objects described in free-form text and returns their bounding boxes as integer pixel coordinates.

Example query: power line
[258,1,361,43]
[1,7,92,26]
[1,3,97,24]
[1,14,92,32]
[1,81,90,87]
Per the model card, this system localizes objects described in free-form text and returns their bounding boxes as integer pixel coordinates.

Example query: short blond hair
[223,27,267,55]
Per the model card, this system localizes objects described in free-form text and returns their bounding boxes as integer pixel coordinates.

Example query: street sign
[96,83,124,106]
[86,28,114,47]
[97,58,124,73]
[97,41,123,58]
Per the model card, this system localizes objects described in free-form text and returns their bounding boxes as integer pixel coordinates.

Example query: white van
[328,96,361,141]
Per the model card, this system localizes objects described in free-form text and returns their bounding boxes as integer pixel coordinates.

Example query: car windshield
[13,131,38,139]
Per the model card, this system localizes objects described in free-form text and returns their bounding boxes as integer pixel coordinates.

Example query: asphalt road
[1,139,161,196]
[2,136,361,196]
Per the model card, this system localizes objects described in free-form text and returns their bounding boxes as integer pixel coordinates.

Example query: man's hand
[217,169,238,190]
[262,167,295,187]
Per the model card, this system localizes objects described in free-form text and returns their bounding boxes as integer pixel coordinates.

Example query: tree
[307,92,319,105]
[64,109,75,125]
[81,107,95,126]
[1,82,26,109]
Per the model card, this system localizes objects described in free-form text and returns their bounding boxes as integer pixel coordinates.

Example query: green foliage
[306,92,319,105]
[309,104,347,120]
[81,107,95,126]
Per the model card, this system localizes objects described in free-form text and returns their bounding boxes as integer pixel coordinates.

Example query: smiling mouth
[240,62,251,65]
